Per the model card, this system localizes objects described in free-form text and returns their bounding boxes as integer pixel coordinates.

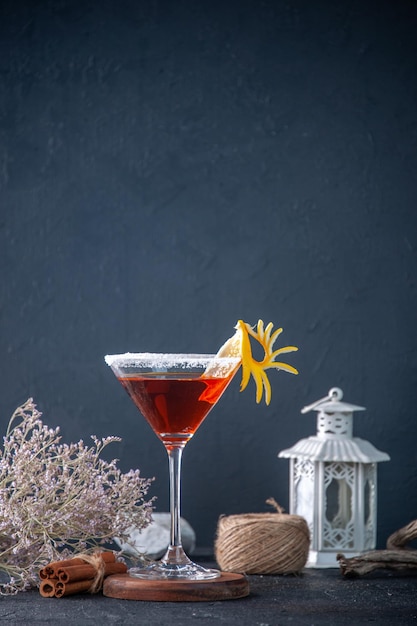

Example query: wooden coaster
[103,571,250,602]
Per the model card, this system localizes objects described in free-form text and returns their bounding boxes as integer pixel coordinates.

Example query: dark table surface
[1,565,416,625]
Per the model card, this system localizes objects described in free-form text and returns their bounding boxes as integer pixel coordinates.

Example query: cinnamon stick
[55,579,93,597]
[39,551,116,579]
[58,562,127,583]
[39,552,128,597]
[39,579,58,598]
[57,564,96,583]
[100,562,128,576]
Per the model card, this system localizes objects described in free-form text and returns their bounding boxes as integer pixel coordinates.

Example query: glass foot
[129,561,220,580]
[129,546,221,580]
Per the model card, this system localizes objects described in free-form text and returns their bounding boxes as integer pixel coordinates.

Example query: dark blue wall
[1,0,416,548]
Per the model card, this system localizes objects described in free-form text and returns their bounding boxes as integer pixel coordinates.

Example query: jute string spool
[215,498,310,575]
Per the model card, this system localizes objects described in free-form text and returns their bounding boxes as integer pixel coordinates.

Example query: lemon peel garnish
[213,318,298,405]
[237,319,298,405]
[216,319,298,405]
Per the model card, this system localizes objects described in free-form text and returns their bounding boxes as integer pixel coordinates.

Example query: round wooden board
[103,572,250,602]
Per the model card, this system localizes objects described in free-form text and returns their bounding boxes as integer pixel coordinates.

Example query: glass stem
[167,445,184,548]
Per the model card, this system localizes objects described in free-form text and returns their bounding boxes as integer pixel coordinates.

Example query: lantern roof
[300,387,365,415]
[279,435,390,463]
[279,387,390,463]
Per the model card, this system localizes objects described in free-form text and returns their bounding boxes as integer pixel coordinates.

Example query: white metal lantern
[279,387,390,568]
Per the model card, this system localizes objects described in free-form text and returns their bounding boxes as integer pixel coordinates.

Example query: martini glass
[105,352,241,580]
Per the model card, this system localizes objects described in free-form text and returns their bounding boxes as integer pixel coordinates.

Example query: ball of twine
[215,498,310,575]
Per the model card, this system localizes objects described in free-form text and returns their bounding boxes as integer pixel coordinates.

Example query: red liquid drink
[106,352,241,579]
[118,372,235,447]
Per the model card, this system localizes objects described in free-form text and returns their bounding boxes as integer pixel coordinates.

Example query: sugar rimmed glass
[105,352,241,580]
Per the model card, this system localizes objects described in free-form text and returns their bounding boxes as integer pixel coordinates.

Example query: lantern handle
[301,387,343,414]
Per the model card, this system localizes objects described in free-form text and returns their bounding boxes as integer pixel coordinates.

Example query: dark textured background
[1,0,416,549]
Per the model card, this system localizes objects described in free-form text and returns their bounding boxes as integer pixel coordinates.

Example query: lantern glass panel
[364,479,370,526]
[364,464,377,550]
[323,462,355,550]
[325,477,352,527]
[294,459,315,528]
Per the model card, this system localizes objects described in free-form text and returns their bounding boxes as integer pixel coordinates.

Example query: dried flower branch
[0,399,154,594]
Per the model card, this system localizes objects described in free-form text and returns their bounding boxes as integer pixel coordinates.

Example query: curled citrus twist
[236,319,298,405]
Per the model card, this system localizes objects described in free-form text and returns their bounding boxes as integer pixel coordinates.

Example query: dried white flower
[0,399,154,594]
